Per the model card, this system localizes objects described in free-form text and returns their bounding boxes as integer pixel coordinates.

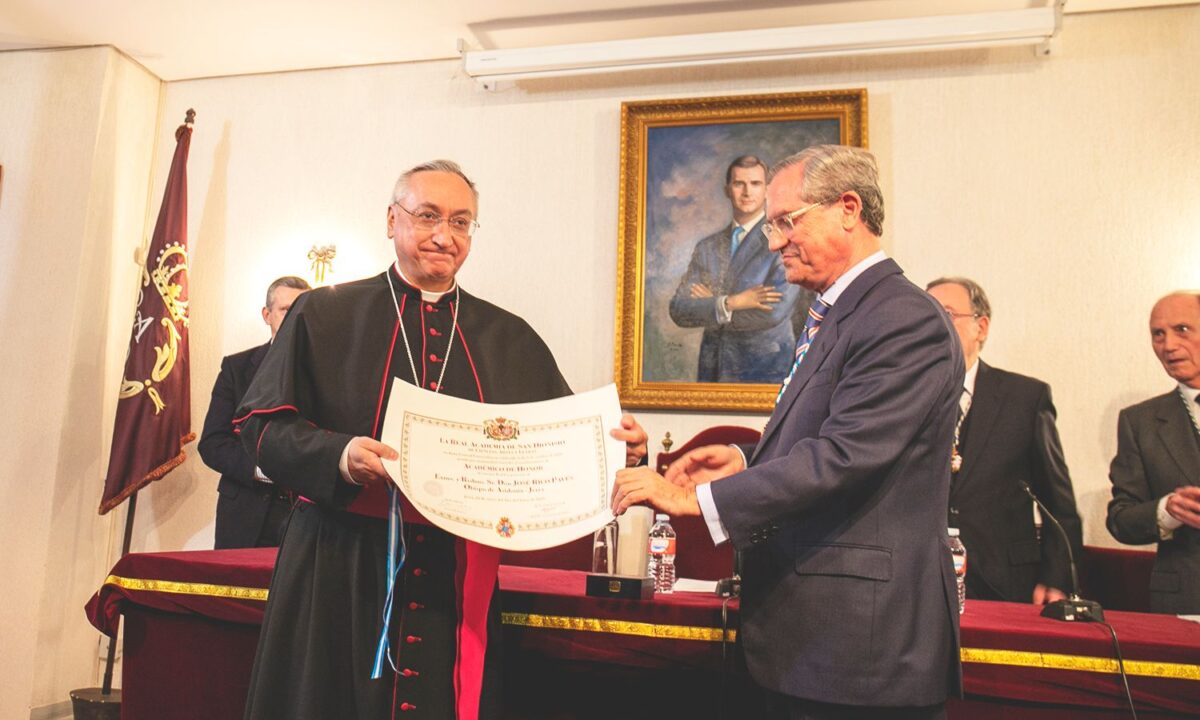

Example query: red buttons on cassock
[406,635,422,644]
[429,327,440,336]
[401,668,420,677]
[425,304,434,312]
[428,381,438,390]
[408,601,424,610]
[412,568,425,577]
[400,702,416,711]
[429,354,440,362]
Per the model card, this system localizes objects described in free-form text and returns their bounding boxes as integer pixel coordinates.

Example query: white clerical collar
[393,261,457,302]
[817,250,888,306]
[734,211,766,234]
[964,358,980,397]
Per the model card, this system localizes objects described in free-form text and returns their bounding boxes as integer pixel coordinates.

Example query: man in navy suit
[669,155,807,383]
[1107,291,1200,614]
[616,145,962,718]
[198,275,309,549]
[927,277,1083,605]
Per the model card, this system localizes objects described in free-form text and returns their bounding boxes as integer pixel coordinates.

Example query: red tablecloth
[88,549,1200,717]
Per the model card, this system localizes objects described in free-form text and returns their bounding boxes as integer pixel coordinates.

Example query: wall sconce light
[307,244,337,285]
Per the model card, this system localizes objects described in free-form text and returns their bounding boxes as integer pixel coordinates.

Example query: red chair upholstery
[655,425,762,580]
[1079,545,1155,613]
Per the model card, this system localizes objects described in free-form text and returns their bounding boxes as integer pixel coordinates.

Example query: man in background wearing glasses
[235,159,648,720]
[927,277,1083,606]
[615,145,963,719]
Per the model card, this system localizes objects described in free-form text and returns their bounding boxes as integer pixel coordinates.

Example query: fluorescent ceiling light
[462,5,1061,86]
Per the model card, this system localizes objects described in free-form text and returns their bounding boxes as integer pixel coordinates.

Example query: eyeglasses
[761,202,823,241]
[946,311,980,322]
[394,203,479,238]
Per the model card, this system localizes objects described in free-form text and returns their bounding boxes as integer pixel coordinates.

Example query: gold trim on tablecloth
[104,574,269,601]
[501,611,735,642]
[961,647,1200,681]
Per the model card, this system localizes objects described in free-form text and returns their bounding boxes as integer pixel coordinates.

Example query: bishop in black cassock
[233,162,644,720]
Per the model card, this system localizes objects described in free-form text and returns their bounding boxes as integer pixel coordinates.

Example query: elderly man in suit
[926,277,1083,605]
[616,145,962,719]
[669,155,808,383]
[198,275,310,549]
[1108,291,1200,614]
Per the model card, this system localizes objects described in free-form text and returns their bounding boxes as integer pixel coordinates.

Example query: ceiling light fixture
[461,3,1062,89]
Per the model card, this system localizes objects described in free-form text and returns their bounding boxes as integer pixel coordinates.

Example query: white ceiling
[0,0,1190,81]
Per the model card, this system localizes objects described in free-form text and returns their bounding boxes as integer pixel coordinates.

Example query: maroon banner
[99,119,195,515]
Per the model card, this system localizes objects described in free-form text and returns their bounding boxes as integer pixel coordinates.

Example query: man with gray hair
[926,276,1083,605]
[1108,291,1200,614]
[235,160,649,719]
[615,145,962,718]
[199,274,310,549]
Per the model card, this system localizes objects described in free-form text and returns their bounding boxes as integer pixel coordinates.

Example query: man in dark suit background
[1107,291,1200,614]
[669,155,809,383]
[616,145,962,719]
[926,277,1083,605]
[198,275,310,549]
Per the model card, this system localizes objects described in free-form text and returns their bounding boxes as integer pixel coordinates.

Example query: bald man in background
[1108,291,1200,614]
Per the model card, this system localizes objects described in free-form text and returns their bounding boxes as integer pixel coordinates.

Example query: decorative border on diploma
[399,412,610,530]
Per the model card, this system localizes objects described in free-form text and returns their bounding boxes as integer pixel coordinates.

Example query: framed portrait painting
[614,89,867,412]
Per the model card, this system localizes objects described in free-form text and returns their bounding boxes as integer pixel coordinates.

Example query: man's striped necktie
[776,297,831,404]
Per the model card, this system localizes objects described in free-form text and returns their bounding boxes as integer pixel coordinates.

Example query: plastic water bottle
[647,514,677,594]
[948,528,967,615]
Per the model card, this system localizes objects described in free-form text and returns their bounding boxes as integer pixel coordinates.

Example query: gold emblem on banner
[118,242,190,414]
[496,517,516,538]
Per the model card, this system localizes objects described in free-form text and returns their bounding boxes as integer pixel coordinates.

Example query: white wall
[0,48,162,717]
[1,4,1198,715]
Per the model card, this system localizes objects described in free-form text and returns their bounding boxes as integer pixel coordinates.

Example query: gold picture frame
[614,89,868,412]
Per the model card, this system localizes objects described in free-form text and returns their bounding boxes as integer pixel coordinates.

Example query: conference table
[87,548,1200,719]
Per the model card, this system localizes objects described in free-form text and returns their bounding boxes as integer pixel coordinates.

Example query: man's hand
[610,414,648,468]
[345,437,398,488]
[725,285,783,312]
[612,466,700,517]
[1032,584,1067,605]
[690,283,714,299]
[1166,486,1200,529]
[663,444,745,489]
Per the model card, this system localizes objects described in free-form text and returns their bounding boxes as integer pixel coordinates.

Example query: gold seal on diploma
[483,417,520,441]
[496,517,516,538]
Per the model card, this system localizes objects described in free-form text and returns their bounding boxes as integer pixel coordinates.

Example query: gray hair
[926,276,993,320]
[771,145,885,237]
[391,159,479,206]
[725,155,768,185]
[265,275,311,309]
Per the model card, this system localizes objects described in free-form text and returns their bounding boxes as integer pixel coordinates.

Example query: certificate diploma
[380,382,625,551]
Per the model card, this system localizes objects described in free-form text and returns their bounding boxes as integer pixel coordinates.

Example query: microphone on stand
[1019,482,1103,622]
[716,550,742,598]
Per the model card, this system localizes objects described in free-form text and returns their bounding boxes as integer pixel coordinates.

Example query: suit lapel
[727,218,766,280]
[1156,393,1200,482]
[955,361,1002,489]
[752,258,902,463]
[249,342,270,375]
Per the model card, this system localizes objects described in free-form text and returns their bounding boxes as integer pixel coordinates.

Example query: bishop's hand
[344,437,398,488]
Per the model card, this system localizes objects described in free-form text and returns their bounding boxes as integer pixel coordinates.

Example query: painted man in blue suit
[669,155,806,383]
[617,146,963,719]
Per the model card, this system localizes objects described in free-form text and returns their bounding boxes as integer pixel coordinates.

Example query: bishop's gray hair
[391,159,479,206]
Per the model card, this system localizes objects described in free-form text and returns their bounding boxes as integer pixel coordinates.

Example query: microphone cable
[1093,619,1139,720]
